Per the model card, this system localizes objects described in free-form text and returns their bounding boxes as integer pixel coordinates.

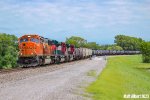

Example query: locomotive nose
[20,42,36,56]
[23,42,36,48]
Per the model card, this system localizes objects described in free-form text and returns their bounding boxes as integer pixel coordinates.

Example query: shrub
[140,42,150,63]
[0,33,18,69]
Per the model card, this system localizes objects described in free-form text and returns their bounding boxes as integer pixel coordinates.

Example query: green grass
[86,55,150,100]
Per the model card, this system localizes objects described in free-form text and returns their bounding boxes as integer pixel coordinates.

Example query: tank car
[74,48,80,60]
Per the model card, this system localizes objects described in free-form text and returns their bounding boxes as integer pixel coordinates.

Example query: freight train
[17,34,140,67]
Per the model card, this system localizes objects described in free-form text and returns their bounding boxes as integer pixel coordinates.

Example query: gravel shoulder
[0,57,106,100]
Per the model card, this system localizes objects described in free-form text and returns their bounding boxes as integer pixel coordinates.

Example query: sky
[0,0,150,44]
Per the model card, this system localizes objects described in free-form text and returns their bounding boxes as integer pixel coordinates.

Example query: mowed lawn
[86,55,150,100]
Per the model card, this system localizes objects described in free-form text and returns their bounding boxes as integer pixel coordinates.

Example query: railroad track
[0,59,89,85]
[0,59,87,75]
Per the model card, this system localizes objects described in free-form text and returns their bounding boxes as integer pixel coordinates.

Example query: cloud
[0,0,149,43]
[2,0,147,28]
[1,0,150,25]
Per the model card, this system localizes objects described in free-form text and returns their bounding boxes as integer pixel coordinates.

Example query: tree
[85,42,101,49]
[99,45,110,50]
[140,41,150,63]
[114,35,143,50]
[66,36,87,47]
[107,45,123,50]
[66,36,102,49]
[0,33,18,69]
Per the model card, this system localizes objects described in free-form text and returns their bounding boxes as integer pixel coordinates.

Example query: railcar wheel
[55,57,60,64]
[39,58,43,66]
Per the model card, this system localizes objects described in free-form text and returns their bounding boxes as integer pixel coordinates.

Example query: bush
[140,42,150,63]
[0,33,18,69]
[107,45,123,50]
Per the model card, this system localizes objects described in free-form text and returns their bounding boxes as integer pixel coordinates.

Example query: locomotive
[17,34,140,67]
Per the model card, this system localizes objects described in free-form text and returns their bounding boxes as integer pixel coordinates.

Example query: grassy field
[86,55,150,100]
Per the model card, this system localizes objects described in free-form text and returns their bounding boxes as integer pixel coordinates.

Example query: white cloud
[0,0,150,30]
[0,0,150,43]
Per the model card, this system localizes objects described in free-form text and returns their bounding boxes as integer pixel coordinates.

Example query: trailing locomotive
[17,34,140,67]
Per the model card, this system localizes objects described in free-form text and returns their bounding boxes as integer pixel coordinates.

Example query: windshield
[20,38,28,43]
[30,38,39,43]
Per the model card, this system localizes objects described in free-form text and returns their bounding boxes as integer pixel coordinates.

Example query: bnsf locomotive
[17,34,140,67]
[17,34,92,67]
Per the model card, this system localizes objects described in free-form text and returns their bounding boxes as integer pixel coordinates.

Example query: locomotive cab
[19,35,43,57]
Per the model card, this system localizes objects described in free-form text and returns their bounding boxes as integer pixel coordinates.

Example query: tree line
[66,35,144,51]
[66,36,123,50]
[114,35,143,50]
[0,33,149,69]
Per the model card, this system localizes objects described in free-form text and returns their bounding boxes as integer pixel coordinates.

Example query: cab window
[30,38,39,43]
[20,38,28,43]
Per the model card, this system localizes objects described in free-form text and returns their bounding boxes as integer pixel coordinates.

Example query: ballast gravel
[0,57,106,100]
